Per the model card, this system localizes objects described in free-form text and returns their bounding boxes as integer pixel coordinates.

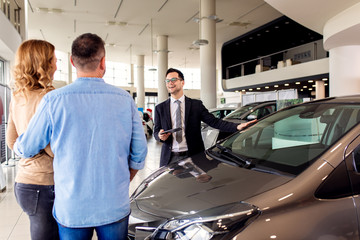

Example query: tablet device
[161,127,182,134]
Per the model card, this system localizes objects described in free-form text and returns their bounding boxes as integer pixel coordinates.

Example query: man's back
[16,77,147,227]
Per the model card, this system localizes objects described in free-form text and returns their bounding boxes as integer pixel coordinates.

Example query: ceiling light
[249,89,253,91]
[303,86,308,88]
[107,21,127,26]
[308,80,314,83]
[192,39,209,46]
[188,46,200,50]
[274,85,278,88]
[265,86,269,89]
[284,83,289,86]
[37,7,64,13]
[295,82,300,85]
[309,88,313,90]
[228,21,250,27]
[241,89,246,92]
[322,78,328,81]
[312,85,316,87]
[324,83,328,86]
[256,87,261,90]
[208,15,223,23]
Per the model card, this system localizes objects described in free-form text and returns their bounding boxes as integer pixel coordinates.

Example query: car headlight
[148,202,260,240]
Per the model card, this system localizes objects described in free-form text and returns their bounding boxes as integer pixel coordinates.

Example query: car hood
[132,152,292,219]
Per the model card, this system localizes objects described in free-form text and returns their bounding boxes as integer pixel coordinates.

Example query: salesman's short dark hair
[166,68,184,80]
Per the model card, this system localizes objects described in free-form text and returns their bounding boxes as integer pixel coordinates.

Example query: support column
[315,80,325,99]
[136,55,145,109]
[129,64,134,85]
[67,52,73,84]
[322,3,360,97]
[329,46,360,97]
[200,0,216,109]
[157,35,169,103]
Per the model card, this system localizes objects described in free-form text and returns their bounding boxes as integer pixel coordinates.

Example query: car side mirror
[247,115,257,121]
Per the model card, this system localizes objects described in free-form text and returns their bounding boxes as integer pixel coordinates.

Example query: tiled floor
[0,137,161,240]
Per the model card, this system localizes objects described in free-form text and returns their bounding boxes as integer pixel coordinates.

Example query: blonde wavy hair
[13,39,55,96]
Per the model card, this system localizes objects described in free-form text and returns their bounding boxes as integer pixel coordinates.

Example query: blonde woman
[6,40,59,240]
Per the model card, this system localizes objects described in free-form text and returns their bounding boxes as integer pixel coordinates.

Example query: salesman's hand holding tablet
[160,127,182,134]
[158,127,182,141]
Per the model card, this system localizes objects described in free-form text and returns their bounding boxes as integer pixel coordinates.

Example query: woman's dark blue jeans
[14,182,59,240]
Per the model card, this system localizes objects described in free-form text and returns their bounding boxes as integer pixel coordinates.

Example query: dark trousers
[14,182,59,240]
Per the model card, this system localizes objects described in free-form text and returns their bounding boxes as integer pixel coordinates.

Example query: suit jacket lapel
[184,96,191,127]
[164,99,172,129]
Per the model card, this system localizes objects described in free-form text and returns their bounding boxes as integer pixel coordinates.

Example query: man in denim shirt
[14,33,148,240]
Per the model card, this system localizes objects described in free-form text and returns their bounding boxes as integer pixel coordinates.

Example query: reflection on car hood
[133,152,292,219]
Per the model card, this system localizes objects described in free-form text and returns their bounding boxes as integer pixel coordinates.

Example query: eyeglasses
[165,78,182,83]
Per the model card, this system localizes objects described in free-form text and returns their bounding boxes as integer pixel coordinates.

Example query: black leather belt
[171,151,188,156]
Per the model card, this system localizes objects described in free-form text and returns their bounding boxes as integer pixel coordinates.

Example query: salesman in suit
[154,68,256,167]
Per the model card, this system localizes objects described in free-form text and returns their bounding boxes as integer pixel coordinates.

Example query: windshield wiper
[214,143,254,168]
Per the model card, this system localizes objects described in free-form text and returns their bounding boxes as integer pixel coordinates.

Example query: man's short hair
[71,33,105,71]
[166,68,184,80]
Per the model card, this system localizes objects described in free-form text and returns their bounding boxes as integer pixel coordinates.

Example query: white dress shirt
[170,95,188,152]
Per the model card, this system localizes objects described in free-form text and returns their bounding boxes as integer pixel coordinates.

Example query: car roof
[208,107,237,111]
[305,95,360,104]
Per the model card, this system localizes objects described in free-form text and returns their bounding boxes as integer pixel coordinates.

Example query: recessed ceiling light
[312,85,316,87]
[303,86,308,88]
[284,83,289,86]
[309,88,313,90]
[322,78,328,81]
[308,80,314,83]
[256,88,261,90]
[324,83,328,86]
[242,89,246,92]
[295,82,300,85]
[249,89,253,91]
[274,85,278,88]
[265,86,269,89]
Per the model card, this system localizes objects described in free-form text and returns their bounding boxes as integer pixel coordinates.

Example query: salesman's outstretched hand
[237,119,257,131]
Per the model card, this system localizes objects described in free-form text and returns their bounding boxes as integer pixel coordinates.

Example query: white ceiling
[26,0,283,69]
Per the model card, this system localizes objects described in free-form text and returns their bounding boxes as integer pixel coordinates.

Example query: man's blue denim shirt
[14,78,148,227]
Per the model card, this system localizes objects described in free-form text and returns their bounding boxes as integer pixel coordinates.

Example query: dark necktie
[175,100,182,143]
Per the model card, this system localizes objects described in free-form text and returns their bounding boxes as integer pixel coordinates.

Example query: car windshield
[212,102,360,176]
[225,103,260,119]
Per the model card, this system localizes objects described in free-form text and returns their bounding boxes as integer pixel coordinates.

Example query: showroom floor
[0,136,161,240]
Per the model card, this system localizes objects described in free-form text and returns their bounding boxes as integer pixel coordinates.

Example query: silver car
[129,95,360,239]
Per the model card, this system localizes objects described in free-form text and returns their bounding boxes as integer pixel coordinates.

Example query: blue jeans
[57,215,129,240]
[14,182,59,240]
